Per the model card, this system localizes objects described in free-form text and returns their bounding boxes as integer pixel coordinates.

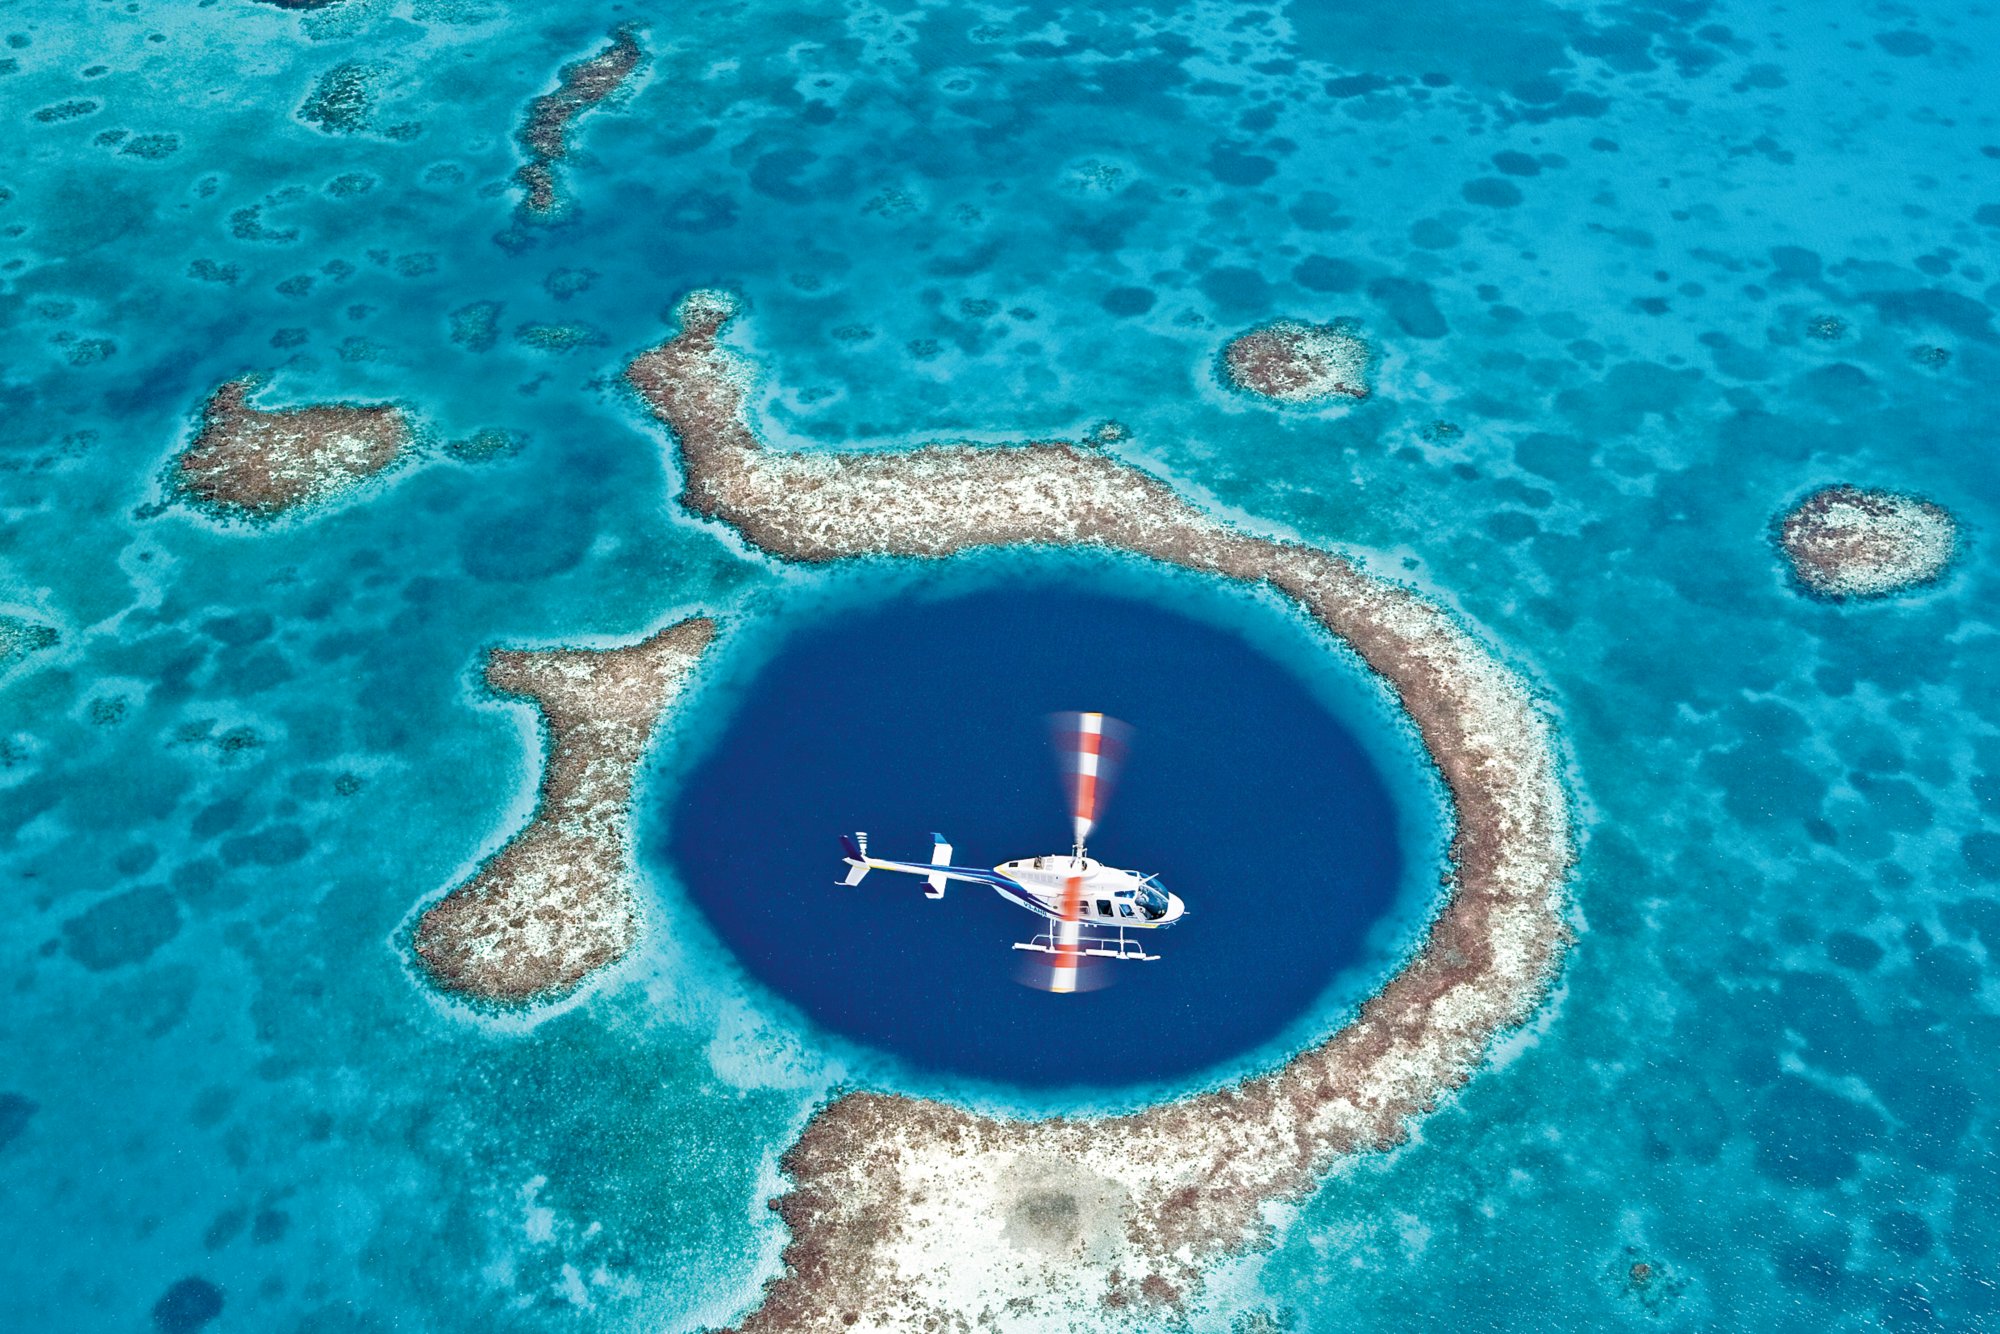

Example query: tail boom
[836,831,989,898]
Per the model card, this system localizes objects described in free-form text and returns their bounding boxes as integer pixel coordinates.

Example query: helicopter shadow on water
[662,582,1410,1090]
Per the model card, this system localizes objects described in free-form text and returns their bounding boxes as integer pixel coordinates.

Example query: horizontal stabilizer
[837,831,870,886]
[925,832,952,899]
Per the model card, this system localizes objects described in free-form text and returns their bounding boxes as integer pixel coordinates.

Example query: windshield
[1135,877,1169,920]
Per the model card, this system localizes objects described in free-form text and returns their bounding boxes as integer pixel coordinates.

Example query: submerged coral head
[1223,318,1374,404]
[1778,484,1957,600]
[172,377,412,519]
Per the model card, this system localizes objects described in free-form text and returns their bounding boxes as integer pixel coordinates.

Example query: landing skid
[1011,929,1159,963]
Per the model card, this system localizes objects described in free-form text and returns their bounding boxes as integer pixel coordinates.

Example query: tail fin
[838,832,870,886]
[924,833,953,899]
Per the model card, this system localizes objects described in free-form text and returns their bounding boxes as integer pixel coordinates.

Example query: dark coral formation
[298,60,382,135]
[449,299,503,352]
[0,1093,35,1150]
[1222,318,1373,403]
[0,615,58,668]
[150,1276,224,1334]
[171,378,411,519]
[444,428,523,463]
[624,292,1574,1329]
[32,98,100,124]
[1777,484,1958,600]
[513,27,642,219]
[413,618,714,1004]
[515,320,608,352]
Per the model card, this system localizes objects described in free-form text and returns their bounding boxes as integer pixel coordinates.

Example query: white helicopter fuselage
[988,855,1187,927]
[840,834,1185,929]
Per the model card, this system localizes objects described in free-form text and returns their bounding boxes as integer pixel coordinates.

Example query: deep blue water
[661,580,1408,1089]
[1,0,1997,1329]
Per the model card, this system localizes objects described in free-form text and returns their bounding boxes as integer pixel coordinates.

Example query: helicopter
[836,711,1186,993]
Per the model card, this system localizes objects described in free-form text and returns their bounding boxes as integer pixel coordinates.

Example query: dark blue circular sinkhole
[659,576,1416,1090]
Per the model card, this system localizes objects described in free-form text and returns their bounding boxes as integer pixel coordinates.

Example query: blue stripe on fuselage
[871,860,1054,919]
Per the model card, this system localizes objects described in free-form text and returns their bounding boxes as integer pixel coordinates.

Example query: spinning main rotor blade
[1048,871,1084,995]
[1052,711,1130,849]
[1028,711,1130,994]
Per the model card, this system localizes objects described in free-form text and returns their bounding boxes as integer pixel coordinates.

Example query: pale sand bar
[414,619,714,1003]
[174,377,411,518]
[1778,483,1958,600]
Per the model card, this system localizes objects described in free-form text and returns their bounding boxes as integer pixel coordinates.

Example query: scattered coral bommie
[413,618,714,1004]
[1222,318,1373,403]
[172,377,412,519]
[1778,484,1958,600]
[0,615,58,669]
[298,60,384,136]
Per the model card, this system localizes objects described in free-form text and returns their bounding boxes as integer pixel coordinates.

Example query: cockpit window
[1136,877,1169,920]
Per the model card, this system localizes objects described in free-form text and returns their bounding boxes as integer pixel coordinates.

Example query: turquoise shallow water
[1,0,1996,1329]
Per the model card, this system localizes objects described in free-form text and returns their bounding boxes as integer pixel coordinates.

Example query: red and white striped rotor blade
[1047,873,1085,994]
[1053,711,1129,848]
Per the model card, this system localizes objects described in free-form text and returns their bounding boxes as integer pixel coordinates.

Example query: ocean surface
[0,0,1996,1330]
